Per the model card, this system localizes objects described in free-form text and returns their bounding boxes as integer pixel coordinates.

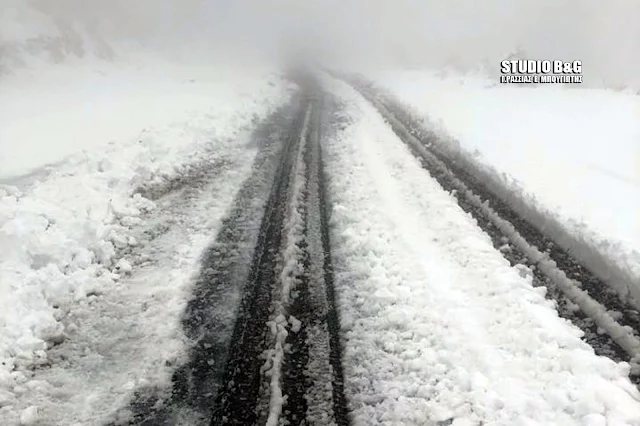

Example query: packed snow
[321,76,640,425]
[373,70,640,290]
[0,58,293,424]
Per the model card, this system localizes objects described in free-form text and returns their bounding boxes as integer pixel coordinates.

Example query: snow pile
[321,77,640,425]
[0,61,292,423]
[373,70,640,291]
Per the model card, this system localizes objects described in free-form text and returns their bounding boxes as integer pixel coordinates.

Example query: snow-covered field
[0,57,273,179]
[373,70,640,290]
[0,58,293,424]
[322,76,640,426]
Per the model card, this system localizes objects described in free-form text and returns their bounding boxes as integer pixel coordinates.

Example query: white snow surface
[372,70,640,282]
[0,57,280,179]
[0,59,293,424]
[322,77,640,426]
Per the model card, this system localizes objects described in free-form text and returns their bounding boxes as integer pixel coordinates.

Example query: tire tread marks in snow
[107,83,350,426]
[281,92,350,426]
[106,97,302,426]
[279,104,313,424]
[210,98,311,425]
[211,87,349,425]
[377,90,640,335]
[347,77,640,381]
[315,94,350,426]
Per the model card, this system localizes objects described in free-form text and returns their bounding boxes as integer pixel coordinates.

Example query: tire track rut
[211,81,349,426]
[108,75,350,426]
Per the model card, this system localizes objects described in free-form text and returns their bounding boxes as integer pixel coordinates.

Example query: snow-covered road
[0,62,296,425]
[1,68,640,425]
[371,71,640,300]
[322,76,640,425]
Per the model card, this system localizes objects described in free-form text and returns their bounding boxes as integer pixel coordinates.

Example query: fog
[1,0,639,89]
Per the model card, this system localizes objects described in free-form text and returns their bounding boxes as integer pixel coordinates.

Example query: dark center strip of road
[209,96,312,425]
[107,75,351,426]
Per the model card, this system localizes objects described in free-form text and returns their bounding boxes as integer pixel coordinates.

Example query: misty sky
[1,0,639,88]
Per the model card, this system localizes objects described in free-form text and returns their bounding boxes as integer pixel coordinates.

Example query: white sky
[1,0,639,88]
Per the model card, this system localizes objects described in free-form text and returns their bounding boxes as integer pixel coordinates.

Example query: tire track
[313,93,350,426]
[211,81,349,425]
[342,75,640,381]
[105,97,303,426]
[107,75,349,426]
[279,91,350,426]
[210,98,311,426]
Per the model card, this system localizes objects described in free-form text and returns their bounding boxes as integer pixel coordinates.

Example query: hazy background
[1,0,639,89]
